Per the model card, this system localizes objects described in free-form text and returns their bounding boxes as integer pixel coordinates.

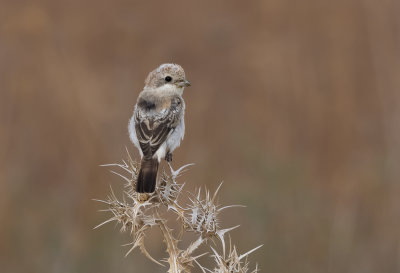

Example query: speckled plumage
[128,64,190,193]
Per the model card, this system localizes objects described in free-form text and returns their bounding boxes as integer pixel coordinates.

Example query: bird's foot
[165,152,173,162]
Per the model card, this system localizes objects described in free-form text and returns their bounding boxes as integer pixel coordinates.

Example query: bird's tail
[137,158,159,193]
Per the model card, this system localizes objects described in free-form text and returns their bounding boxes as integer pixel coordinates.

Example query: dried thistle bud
[94,186,155,234]
[185,184,241,244]
[93,187,133,232]
[211,242,262,273]
[186,186,219,235]
[156,169,184,206]
[100,148,140,198]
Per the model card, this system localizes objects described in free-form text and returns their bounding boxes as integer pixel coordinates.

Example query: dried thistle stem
[95,150,261,273]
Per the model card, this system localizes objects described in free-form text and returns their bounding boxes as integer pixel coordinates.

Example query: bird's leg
[165,152,173,162]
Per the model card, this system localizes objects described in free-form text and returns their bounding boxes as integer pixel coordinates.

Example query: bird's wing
[134,96,183,158]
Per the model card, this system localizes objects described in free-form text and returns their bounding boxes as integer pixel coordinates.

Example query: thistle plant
[95,150,262,273]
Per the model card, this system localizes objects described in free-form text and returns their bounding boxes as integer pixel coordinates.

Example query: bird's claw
[165,152,173,162]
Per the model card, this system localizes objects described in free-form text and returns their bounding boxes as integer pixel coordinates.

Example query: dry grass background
[1,0,400,272]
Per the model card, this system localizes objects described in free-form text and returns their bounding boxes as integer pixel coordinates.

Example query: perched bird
[128,64,191,193]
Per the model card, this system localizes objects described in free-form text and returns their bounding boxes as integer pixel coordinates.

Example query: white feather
[128,111,143,158]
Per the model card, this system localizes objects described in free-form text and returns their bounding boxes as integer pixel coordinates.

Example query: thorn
[218,205,246,212]
[110,170,131,184]
[168,163,195,179]
[238,245,263,261]
[92,199,110,204]
[194,259,212,273]
[212,182,223,203]
[93,217,117,229]
[99,163,122,167]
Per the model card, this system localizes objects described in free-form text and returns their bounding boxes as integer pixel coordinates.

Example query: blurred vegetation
[1,0,400,272]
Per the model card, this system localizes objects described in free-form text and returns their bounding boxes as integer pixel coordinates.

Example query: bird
[128,64,191,193]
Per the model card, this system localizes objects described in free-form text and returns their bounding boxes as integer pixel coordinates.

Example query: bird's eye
[165,76,172,82]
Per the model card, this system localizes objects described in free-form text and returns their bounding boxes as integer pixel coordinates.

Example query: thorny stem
[95,151,261,273]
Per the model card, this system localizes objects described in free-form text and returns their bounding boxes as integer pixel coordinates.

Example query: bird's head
[144,63,191,94]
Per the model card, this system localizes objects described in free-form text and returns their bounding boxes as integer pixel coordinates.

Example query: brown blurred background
[1,0,400,272]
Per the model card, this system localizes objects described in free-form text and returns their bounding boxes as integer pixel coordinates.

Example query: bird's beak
[178,80,191,87]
